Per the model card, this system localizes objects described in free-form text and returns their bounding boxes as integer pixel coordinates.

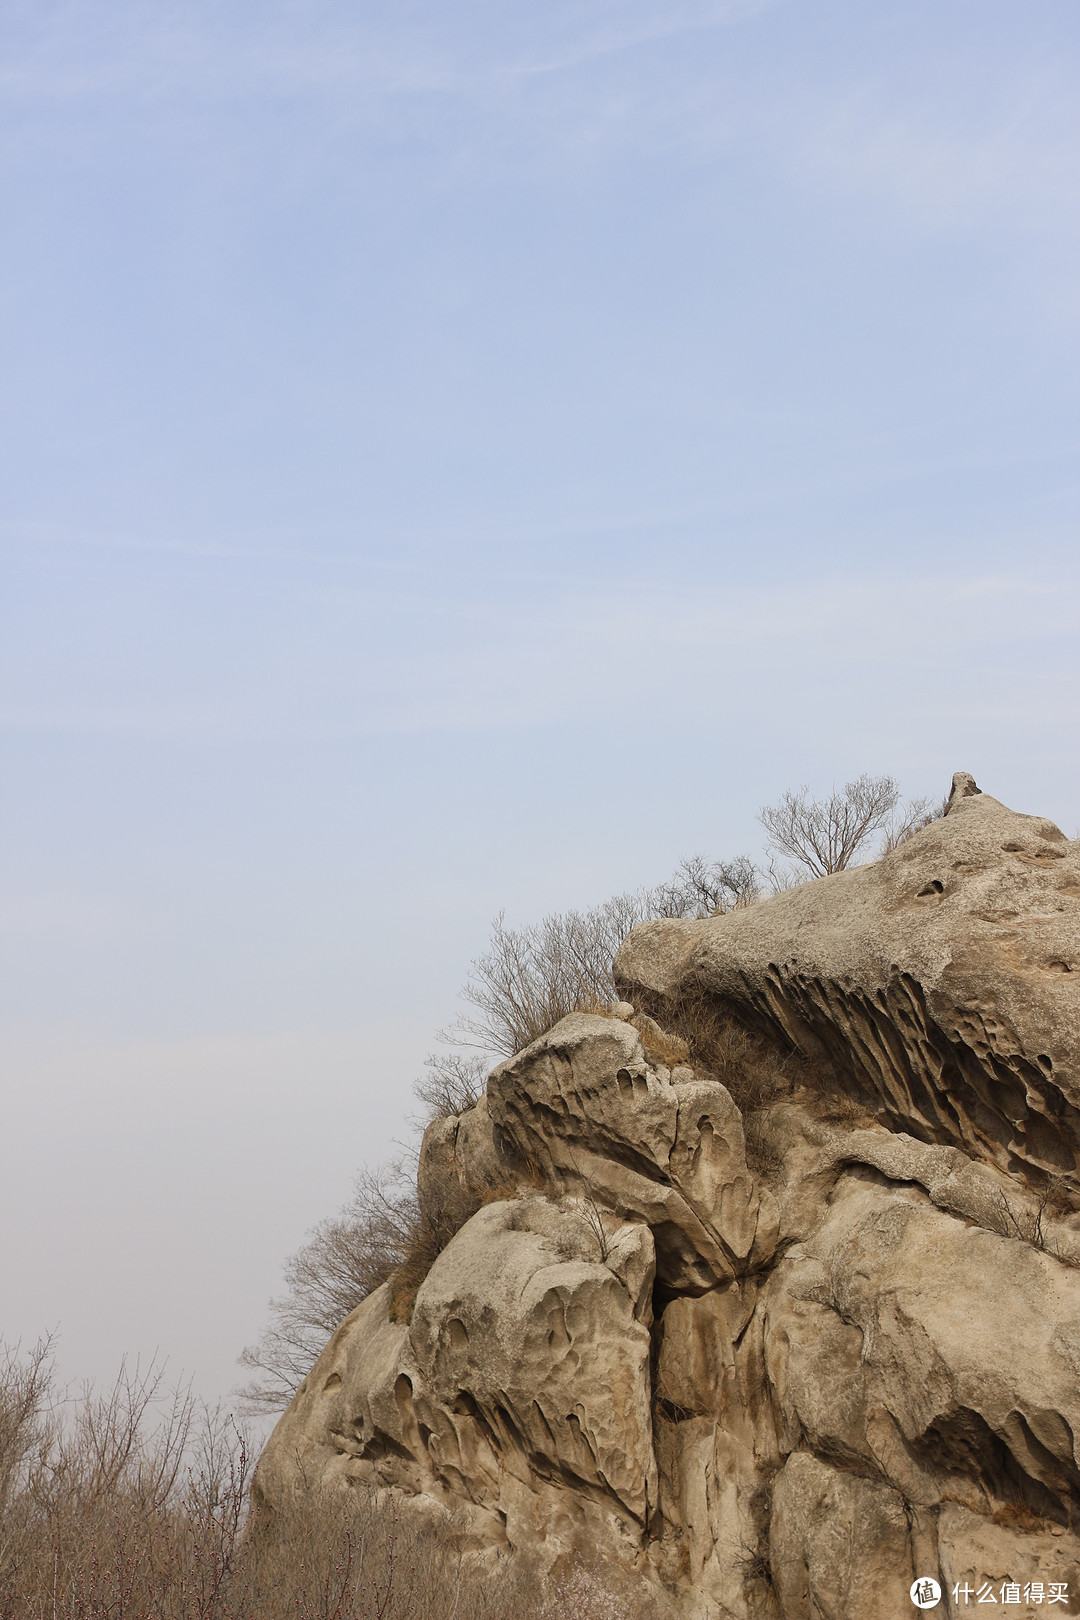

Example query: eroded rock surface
[255,1195,659,1565]
[615,781,1080,1191]
[487,1013,778,1291]
[254,780,1080,1618]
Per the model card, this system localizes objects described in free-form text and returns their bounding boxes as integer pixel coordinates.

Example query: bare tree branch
[758,775,900,877]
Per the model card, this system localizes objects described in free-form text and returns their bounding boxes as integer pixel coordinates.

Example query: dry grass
[992,1499,1046,1534]
[629,1014,691,1069]
[0,1340,650,1620]
[640,994,792,1119]
[388,1168,548,1322]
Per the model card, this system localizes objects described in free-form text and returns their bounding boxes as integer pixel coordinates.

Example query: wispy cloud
[0,0,776,101]
[4,0,1078,252]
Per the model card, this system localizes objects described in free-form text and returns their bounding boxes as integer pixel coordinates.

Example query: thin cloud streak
[5,2,1080,254]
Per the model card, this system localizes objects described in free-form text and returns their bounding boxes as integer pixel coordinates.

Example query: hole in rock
[914,1407,1069,1523]
[918,880,945,896]
[447,1318,469,1350]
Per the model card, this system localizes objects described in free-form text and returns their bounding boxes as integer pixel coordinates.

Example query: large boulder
[487,1012,778,1291]
[254,1194,659,1565]
[256,781,1080,1619]
[615,779,1080,1189]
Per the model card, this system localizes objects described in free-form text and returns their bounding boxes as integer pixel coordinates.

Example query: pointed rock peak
[945,770,982,812]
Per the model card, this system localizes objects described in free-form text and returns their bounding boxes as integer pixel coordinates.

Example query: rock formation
[254,779,1080,1617]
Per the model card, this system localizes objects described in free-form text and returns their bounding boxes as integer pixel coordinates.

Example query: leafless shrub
[0,1337,656,1619]
[386,1176,487,1323]
[758,774,900,878]
[0,1347,261,1620]
[239,1165,423,1411]
[0,1334,53,1509]
[239,1152,543,1407]
[413,1052,487,1120]
[993,1176,1076,1263]
[577,1195,611,1262]
[735,1541,775,1600]
[446,896,657,1057]
[880,794,949,853]
[650,854,760,918]
[446,853,760,1060]
[762,856,808,894]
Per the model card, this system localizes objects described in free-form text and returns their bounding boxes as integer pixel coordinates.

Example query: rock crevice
[254,783,1080,1617]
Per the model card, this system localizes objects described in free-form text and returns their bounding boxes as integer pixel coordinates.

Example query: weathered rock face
[615,781,1080,1192]
[487,1013,778,1292]
[255,1194,660,1567]
[254,780,1080,1617]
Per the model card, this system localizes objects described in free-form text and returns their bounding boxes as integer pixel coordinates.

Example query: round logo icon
[910,1577,941,1609]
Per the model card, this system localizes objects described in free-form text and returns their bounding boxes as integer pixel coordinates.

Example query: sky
[2,0,1080,1408]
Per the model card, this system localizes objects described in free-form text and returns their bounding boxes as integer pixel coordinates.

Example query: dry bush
[0,1343,652,1619]
[881,793,949,853]
[992,1175,1080,1266]
[992,1499,1045,1533]
[386,1178,484,1323]
[413,1052,487,1120]
[241,1160,542,1401]
[252,1497,656,1620]
[630,995,795,1176]
[741,1108,786,1177]
[448,896,665,1057]
[446,855,759,1059]
[815,1087,875,1126]
[649,854,760,918]
[655,994,792,1117]
[239,1165,425,1411]
[0,1347,253,1620]
[629,1013,691,1069]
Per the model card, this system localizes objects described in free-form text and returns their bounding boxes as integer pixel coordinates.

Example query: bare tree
[413,1052,487,1121]
[446,893,657,1057]
[446,856,760,1059]
[758,774,900,878]
[650,854,760,918]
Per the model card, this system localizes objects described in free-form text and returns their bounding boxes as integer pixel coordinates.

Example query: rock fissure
[254,781,1080,1617]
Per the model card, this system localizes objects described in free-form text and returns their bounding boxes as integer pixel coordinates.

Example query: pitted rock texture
[254,1195,660,1563]
[615,783,1080,1191]
[487,1013,778,1291]
[254,783,1080,1618]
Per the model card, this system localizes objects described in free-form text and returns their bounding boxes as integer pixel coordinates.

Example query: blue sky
[2,0,1079,1403]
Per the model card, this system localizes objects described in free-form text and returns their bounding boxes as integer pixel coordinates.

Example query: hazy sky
[3,0,1080,1406]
